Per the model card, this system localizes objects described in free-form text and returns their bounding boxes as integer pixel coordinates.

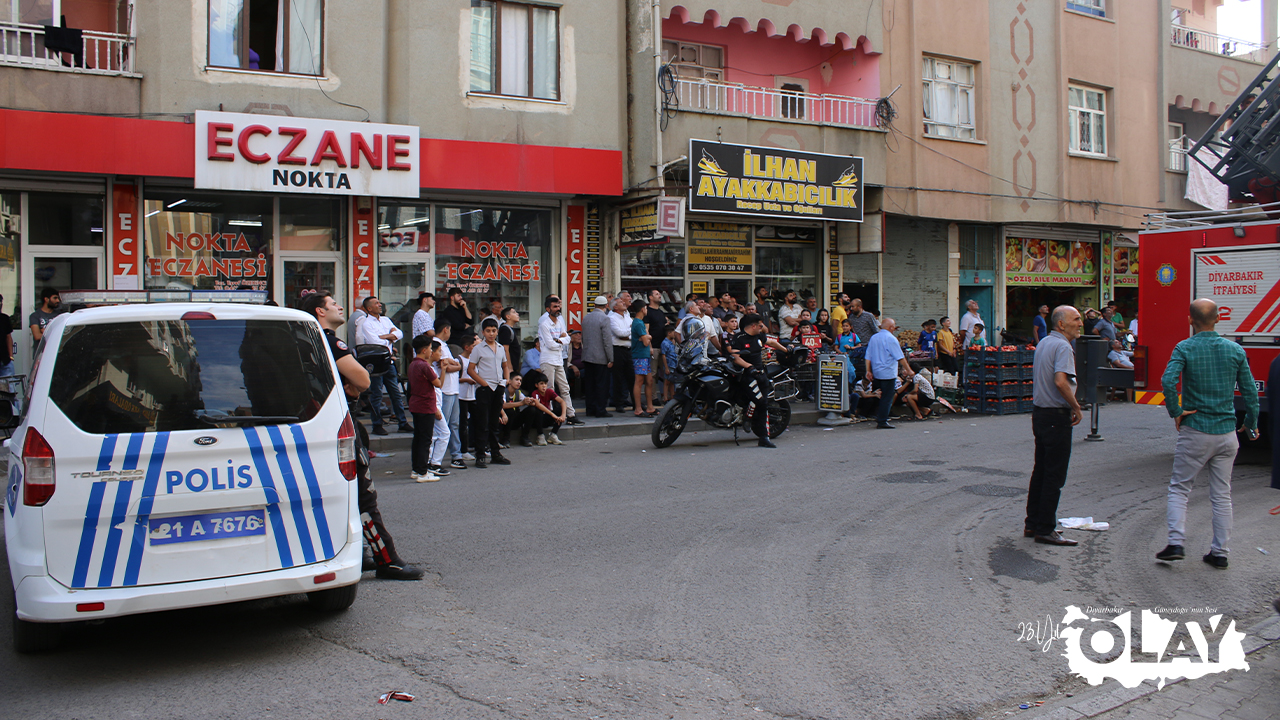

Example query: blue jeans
[440,392,461,459]
[367,364,408,429]
[0,361,14,377]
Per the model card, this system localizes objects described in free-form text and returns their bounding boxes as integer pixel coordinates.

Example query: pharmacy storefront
[618,140,862,310]
[0,108,622,371]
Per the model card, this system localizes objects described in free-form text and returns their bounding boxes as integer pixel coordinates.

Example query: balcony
[1170,24,1268,65]
[1168,136,1189,172]
[0,21,137,76]
[669,76,880,129]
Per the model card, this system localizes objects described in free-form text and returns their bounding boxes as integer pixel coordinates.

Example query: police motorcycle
[650,322,804,448]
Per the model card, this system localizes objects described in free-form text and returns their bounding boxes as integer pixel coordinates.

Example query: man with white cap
[581,295,615,418]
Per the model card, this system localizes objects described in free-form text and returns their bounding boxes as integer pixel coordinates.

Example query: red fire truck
[1135,212,1280,431]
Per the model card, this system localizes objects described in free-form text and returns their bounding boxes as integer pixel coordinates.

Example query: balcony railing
[671,77,880,130]
[0,21,137,76]
[1168,136,1189,172]
[1170,24,1269,64]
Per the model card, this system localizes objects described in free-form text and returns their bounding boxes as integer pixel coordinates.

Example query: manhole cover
[874,470,946,484]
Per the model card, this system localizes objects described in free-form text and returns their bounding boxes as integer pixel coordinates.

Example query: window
[779,82,806,120]
[1067,0,1105,17]
[470,1,559,101]
[1069,85,1107,156]
[208,0,323,75]
[1168,122,1189,172]
[661,40,724,82]
[50,318,334,433]
[923,57,976,139]
[143,191,273,293]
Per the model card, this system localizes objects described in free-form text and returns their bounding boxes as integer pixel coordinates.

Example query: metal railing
[1168,136,1189,172]
[1145,200,1280,229]
[1170,24,1269,64]
[672,77,880,129]
[0,21,136,76]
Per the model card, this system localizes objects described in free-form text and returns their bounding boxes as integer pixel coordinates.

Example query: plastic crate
[1019,364,1035,380]
[983,383,1023,399]
[1018,398,1035,413]
[985,366,1022,382]
[964,349,987,364]
[987,397,1022,415]
[1018,348,1037,363]
[990,349,1020,365]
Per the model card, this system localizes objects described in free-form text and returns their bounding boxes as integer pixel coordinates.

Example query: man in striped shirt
[1156,299,1258,569]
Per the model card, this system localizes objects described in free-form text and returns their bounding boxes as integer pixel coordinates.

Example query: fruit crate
[989,349,1021,365]
[965,394,984,412]
[1017,398,1035,413]
[964,349,987,365]
[984,365,1022,382]
[986,397,1023,415]
[982,382,1024,399]
[1018,348,1037,363]
[1019,364,1035,380]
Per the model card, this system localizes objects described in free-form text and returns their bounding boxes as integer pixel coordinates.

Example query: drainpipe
[653,0,664,193]
[1266,0,1278,55]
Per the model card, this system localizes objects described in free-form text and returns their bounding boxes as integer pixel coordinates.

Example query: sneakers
[520,436,533,447]
[375,563,425,581]
[474,457,488,469]
[372,426,390,436]
[449,459,468,470]
[397,423,414,433]
[1156,544,1185,561]
[498,440,511,449]
[489,454,512,465]
[412,471,440,483]
[427,464,450,477]
[547,432,564,445]
[535,434,548,446]
[757,438,777,448]
[460,452,476,461]
[566,416,585,426]
[1203,553,1229,569]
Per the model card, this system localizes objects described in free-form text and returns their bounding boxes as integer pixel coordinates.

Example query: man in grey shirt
[1025,305,1084,546]
[581,296,615,418]
[1096,307,1118,344]
[466,318,511,468]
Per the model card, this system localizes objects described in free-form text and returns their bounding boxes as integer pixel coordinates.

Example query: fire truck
[1135,53,1280,432]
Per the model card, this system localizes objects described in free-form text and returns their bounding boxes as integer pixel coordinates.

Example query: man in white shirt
[357,296,413,436]
[958,299,985,347]
[411,292,435,340]
[538,295,583,425]
[777,289,803,331]
[698,299,723,354]
[433,318,467,470]
[610,297,635,412]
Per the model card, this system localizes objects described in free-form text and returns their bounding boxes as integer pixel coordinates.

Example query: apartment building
[0,1,626,371]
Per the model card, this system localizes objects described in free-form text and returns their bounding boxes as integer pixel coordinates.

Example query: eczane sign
[195,111,420,198]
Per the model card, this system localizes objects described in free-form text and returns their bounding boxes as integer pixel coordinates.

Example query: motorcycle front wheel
[652,399,691,448]
[766,398,791,439]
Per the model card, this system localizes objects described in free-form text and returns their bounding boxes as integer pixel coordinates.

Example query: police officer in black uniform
[300,291,424,581]
[730,313,789,448]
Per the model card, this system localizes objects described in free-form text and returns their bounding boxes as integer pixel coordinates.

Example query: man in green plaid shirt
[1157,299,1259,569]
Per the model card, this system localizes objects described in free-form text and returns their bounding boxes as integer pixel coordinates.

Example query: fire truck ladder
[1190,52,1280,188]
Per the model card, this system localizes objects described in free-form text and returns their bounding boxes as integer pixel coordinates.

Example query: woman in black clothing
[814,308,836,347]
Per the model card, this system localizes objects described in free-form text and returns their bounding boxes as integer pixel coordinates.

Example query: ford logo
[194,437,218,446]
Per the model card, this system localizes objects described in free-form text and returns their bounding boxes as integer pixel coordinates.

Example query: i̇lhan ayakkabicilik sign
[688,140,863,223]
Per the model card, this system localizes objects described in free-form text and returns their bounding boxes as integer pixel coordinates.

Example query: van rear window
[48,319,336,433]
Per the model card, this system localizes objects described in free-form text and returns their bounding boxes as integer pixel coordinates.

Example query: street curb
[1015,613,1280,719]
[367,408,822,452]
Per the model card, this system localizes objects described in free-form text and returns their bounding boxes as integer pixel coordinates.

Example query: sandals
[635,410,657,418]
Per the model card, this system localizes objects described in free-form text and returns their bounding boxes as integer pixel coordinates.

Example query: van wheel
[307,583,358,612]
[13,614,62,653]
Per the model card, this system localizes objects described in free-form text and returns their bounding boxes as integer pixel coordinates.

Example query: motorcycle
[650,325,804,448]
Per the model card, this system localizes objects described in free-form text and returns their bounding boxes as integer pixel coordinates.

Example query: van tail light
[338,414,357,481]
[1132,345,1148,389]
[22,427,55,506]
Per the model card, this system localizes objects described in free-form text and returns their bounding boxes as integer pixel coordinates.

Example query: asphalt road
[3,404,1279,720]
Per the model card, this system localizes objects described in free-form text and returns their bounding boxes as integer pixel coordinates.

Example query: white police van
[4,303,362,652]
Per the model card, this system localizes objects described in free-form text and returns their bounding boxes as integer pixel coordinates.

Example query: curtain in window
[287,0,321,75]
[531,6,557,100]
[499,3,529,96]
[470,1,495,92]
[209,0,243,68]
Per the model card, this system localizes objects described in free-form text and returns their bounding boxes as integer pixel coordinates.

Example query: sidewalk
[1021,612,1280,720]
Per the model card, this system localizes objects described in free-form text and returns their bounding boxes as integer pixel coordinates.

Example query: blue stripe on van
[122,432,169,587]
[288,425,334,560]
[243,427,294,568]
[122,432,144,470]
[71,434,119,589]
[265,425,316,565]
[95,478,135,587]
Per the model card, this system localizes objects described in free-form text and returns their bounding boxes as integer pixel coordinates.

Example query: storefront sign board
[1004,237,1100,286]
[688,222,751,275]
[566,205,586,330]
[1113,245,1139,286]
[111,183,140,289]
[621,202,665,248]
[689,140,863,223]
[351,198,376,302]
[690,281,708,295]
[195,111,420,198]
[817,354,848,413]
[656,196,685,237]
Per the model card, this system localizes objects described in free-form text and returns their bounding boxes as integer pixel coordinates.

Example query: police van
[4,302,362,652]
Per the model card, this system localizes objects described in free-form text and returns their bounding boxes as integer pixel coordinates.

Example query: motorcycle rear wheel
[766,398,791,439]
[652,399,691,448]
